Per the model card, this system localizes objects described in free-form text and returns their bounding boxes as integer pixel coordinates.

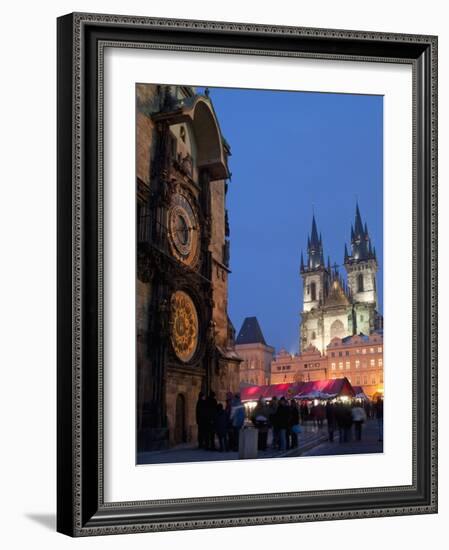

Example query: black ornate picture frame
[57,12,438,536]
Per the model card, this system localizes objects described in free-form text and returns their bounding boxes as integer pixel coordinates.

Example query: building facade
[300,206,382,354]
[270,332,383,398]
[235,317,274,386]
[136,84,241,452]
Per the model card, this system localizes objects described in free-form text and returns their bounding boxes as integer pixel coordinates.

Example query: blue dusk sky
[198,86,383,354]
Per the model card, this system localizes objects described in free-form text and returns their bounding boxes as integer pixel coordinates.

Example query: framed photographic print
[57,12,438,536]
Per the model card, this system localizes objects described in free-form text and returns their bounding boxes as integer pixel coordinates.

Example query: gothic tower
[300,215,330,352]
[344,203,378,335]
[300,215,328,311]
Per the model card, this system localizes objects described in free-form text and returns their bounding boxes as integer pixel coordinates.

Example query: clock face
[170,291,199,362]
[168,192,200,267]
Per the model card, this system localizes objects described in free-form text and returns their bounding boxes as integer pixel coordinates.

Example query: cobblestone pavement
[301,418,383,457]
[137,422,328,465]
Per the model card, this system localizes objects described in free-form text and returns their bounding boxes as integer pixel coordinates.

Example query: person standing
[274,397,290,451]
[374,396,384,442]
[195,392,208,449]
[269,396,279,449]
[205,391,218,450]
[225,394,234,452]
[352,403,367,441]
[325,400,336,442]
[251,397,270,451]
[288,399,300,449]
[230,394,245,452]
[342,403,353,442]
[214,403,229,452]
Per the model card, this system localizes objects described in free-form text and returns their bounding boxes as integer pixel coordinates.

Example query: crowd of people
[195,391,384,454]
[195,391,246,452]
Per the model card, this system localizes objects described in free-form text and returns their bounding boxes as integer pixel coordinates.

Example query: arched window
[330,319,345,339]
[310,282,317,301]
[357,273,364,292]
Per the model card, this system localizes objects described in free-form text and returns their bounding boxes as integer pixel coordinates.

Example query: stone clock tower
[136,85,241,452]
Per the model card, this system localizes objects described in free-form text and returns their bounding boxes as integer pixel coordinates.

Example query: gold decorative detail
[170,291,199,362]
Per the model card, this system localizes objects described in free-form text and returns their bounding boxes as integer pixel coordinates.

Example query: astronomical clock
[170,290,199,363]
[167,190,200,268]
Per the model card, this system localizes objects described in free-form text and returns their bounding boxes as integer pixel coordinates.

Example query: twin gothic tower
[300,205,382,354]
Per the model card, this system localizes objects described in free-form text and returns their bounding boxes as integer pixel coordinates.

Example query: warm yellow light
[340,395,349,402]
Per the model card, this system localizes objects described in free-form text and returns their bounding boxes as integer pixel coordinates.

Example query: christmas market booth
[240,377,356,411]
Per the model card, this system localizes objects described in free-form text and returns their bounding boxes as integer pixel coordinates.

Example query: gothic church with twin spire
[300,204,382,355]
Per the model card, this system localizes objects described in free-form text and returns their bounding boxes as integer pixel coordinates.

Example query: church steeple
[344,202,378,312]
[348,202,376,262]
[304,214,325,271]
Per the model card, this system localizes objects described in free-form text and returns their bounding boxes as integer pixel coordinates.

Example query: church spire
[349,203,375,262]
[305,214,324,270]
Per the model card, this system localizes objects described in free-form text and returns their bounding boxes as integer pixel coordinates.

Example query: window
[331,363,336,370]
[364,376,368,385]
[378,358,383,367]
[356,377,361,385]
[378,347,383,353]
[346,361,350,370]
[362,348,367,354]
[310,282,316,301]
[330,319,345,339]
[357,273,364,292]
[370,359,375,367]
[370,347,374,354]
[339,351,342,357]
[380,374,384,383]
[331,352,335,358]
[355,360,360,368]
[345,351,350,356]
[372,376,376,384]
[339,362,343,370]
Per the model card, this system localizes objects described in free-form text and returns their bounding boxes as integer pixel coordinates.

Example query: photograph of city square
[136,83,384,465]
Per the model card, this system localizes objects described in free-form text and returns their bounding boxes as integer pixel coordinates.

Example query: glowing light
[340,395,350,402]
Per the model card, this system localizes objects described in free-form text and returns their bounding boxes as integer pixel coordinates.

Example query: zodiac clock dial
[170,291,199,362]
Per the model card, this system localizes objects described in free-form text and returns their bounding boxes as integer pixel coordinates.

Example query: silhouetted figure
[326,401,336,442]
[195,392,208,449]
[288,399,300,448]
[205,391,218,450]
[374,396,384,442]
[352,404,367,441]
[274,397,290,451]
[214,403,229,452]
[251,397,271,451]
[230,394,245,451]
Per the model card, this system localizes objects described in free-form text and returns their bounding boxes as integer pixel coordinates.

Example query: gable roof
[235,316,267,345]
